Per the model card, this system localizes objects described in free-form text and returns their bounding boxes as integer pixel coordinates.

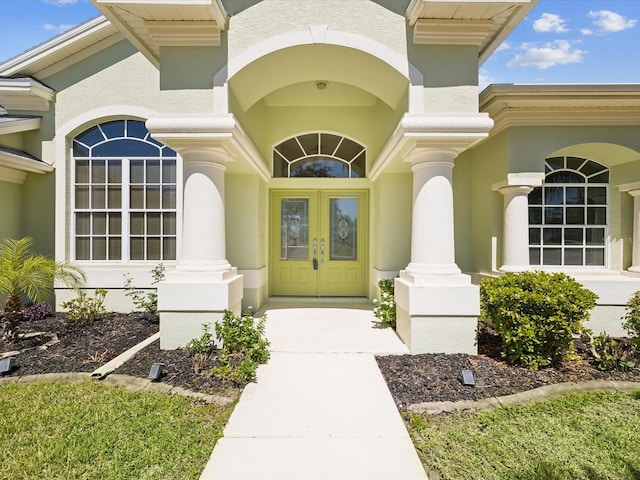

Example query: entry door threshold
[257,297,372,315]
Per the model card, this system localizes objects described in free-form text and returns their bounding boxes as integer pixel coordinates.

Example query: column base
[158,268,243,349]
[394,272,479,354]
[628,266,640,273]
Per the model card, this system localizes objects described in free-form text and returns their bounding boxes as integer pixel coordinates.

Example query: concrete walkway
[200,302,429,479]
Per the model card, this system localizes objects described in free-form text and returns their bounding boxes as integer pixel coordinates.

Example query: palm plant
[0,237,85,342]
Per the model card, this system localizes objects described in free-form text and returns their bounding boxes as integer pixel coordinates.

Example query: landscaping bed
[2,313,639,406]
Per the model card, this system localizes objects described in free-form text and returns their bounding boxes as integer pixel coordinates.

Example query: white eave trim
[0,116,41,135]
[0,78,55,111]
[0,16,115,77]
[0,148,53,184]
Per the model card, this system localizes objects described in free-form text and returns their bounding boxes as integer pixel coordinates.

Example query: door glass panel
[330,198,357,260]
[281,198,309,260]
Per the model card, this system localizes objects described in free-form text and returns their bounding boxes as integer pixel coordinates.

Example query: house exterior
[1,0,639,354]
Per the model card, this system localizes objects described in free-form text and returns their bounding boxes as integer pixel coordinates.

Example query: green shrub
[480,271,598,370]
[61,288,107,323]
[123,264,165,317]
[590,333,635,371]
[622,290,640,352]
[373,278,396,327]
[185,323,216,355]
[211,308,270,384]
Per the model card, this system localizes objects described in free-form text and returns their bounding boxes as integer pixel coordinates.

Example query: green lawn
[0,381,234,480]
[408,391,640,480]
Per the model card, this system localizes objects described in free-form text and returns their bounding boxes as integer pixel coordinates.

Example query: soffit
[0,115,41,135]
[93,0,228,68]
[0,145,52,184]
[0,17,121,79]
[480,84,640,136]
[406,0,537,64]
[0,78,55,112]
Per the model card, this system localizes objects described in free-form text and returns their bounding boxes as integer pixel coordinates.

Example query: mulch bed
[2,314,640,407]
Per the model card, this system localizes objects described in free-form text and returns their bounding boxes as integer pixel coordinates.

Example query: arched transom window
[72,119,178,262]
[273,133,366,178]
[529,156,609,267]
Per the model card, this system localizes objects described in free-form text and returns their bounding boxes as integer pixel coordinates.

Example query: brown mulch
[2,314,640,407]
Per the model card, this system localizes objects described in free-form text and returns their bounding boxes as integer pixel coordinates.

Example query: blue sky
[0,0,638,88]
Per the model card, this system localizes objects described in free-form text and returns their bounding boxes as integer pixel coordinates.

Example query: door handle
[312,238,318,270]
[320,238,325,263]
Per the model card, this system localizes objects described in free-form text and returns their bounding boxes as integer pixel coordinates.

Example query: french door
[270,190,367,296]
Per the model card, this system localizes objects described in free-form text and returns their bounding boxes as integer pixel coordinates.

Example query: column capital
[491,172,545,192]
[403,145,459,167]
[619,182,640,197]
[146,113,270,179]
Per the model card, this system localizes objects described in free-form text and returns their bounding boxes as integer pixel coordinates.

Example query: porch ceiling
[92,0,228,67]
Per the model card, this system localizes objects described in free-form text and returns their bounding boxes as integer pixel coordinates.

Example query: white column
[404,147,461,277]
[498,185,534,272]
[628,189,640,272]
[179,147,231,272]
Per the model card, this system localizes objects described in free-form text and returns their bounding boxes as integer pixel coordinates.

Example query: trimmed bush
[480,271,598,370]
[622,291,640,352]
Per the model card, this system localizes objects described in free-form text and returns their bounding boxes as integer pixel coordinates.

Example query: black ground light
[148,363,165,381]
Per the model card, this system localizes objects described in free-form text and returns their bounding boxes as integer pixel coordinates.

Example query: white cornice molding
[370,112,494,180]
[0,16,117,77]
[0,117,41,135]
[414,19,493,46]
[491,172,545,191]
[0,78,55,112]
[481,84,640,137]
[146,114,270,180]
[619,182,640,194]
[145,21,221,46]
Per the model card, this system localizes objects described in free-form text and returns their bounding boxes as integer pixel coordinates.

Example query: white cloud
[478,70,493,91]
[533,13,569,33]
[507,40,586,69]
[588,10,637,32]
[43,0,80,5]
[43,23,76,33]
[581,28,594,36]
[495,41,511,53]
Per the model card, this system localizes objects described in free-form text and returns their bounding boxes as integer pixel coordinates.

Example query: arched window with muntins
[273,133,366,178]
[72,119,178,262]
[529,156,609,267]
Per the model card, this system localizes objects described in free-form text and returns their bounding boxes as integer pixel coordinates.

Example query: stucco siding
[373,173,411,272]
[0,180,22,240]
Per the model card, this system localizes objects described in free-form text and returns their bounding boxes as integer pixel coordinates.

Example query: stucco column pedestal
[147,116,243,349]
[620,183,640,273]
[395,146,478,354]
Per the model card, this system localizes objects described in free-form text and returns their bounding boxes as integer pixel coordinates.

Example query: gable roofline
[0,16,122,79]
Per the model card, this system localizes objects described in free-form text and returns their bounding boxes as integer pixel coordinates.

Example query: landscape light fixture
[458,369,475,387]
[315,80,328,90]
[148,363,165,381]
[0,357,15,375]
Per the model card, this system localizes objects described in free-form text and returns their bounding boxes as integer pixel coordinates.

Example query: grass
[407,391,640,480]
[0,381,235,480]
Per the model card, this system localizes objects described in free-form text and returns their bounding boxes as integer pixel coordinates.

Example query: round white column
[499,185,534,272]
[405,148,461,276]
[629,189,640,273]
[179,147,231,272]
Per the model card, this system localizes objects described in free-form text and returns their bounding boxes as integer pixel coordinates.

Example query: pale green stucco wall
[21,172,56,256]
[0,180,22,240]
[453,150,473,272]
[0,133,24,150]
[372,173,412,272]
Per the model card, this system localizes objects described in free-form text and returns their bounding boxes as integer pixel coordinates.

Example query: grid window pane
[74,121,177,262]
[528,156,608,267]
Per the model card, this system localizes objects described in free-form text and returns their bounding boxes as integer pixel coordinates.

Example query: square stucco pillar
[147,116,244,349]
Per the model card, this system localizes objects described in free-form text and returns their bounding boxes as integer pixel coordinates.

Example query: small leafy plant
[123,264,165,317]
[480,271,598,370]
[590,333,635,371]
[623,290,640,352]
[211,308,270,385]
[22,302,54,322]
[185,323,217,375]
[61,288,107,323]
[373,279,396,327]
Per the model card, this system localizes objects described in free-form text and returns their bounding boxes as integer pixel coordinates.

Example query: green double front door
[270,190,367,297]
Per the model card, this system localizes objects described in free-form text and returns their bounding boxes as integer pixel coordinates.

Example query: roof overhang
[0,16,120,79]
[406,0,538,64]
[481,84,640,137]
[0,78,55,111]
[92,0,228,68]
[0,145,53,184]
[0,115,42,135]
